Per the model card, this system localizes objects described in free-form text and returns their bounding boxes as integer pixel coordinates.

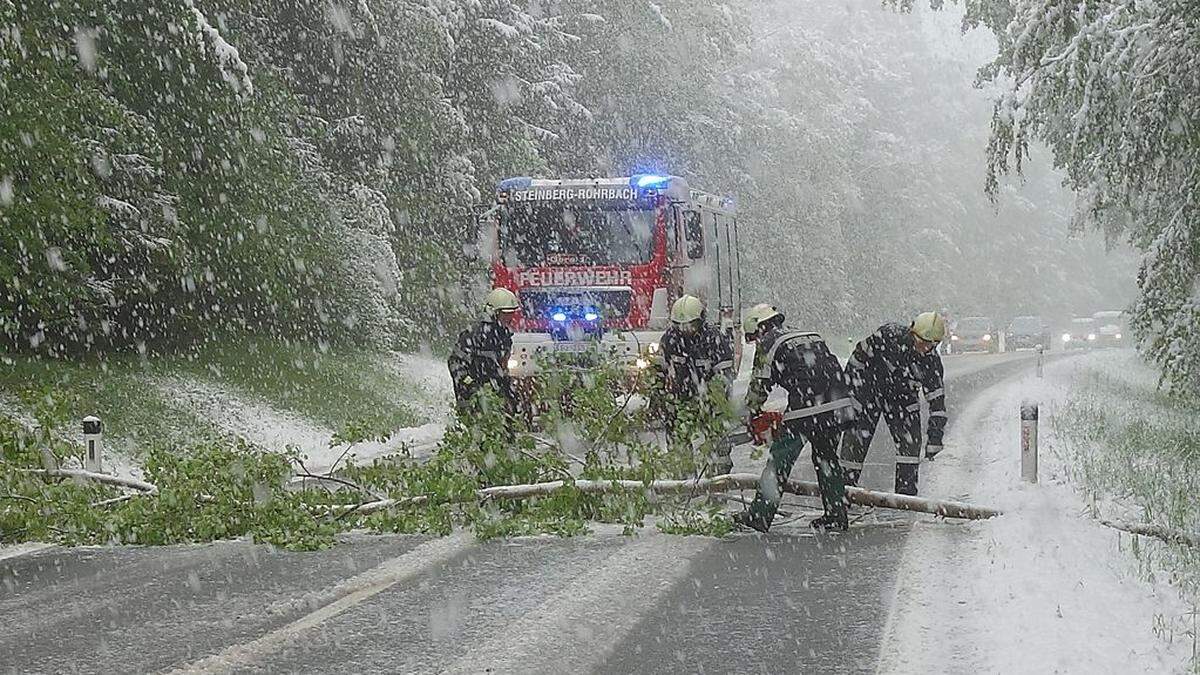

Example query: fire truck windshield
[499,200,656,267]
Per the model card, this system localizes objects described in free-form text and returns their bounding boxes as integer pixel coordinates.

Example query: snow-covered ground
[153,352,452,473]
[876,352,1193,673]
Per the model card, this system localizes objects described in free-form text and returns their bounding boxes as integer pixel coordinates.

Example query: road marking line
[440,533,712,675]
[0,542,54,562]
[170,533,472,675]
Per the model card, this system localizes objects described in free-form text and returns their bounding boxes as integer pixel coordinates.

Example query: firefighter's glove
[749,411,783,445]
[924,443,943,460]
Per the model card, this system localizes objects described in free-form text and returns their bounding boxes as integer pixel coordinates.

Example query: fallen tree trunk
[1100,519,1200,549]
[21,468,158,494]
[333,472,1002,521]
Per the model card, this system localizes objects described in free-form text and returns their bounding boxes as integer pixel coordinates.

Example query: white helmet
[670,295,704,324]
[911,311,947,342]
[742,303,782,337]
[484,288,519,314]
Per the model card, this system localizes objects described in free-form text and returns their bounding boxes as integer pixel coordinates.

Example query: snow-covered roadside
[0,392,146,481]
[155,352,452,473]
[875,353,1192,673]
[375,348,455,424]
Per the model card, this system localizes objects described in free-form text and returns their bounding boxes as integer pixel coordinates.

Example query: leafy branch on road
[0,362,743,550]
[2,360,1011,552]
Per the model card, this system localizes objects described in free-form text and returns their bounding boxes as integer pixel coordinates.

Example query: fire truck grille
[519,288,633,323]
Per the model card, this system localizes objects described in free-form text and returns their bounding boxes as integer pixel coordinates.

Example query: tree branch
[328,473,1003,521]
[19,468,157,493]
[1100,519,1200,549]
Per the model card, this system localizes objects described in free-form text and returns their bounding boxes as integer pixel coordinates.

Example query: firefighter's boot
[809,514,848,532]
[895,463,919,496]
[733,508,771,533]
[813,452,849,529]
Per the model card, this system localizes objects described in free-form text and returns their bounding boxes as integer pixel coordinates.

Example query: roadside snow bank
[156,373,444,473]
[875,354,1192,673]
[376,349,455,423]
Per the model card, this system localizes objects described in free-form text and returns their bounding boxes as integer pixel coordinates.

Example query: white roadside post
[1036,344,1044,378]
[1020,402,1038,483]
[83,416,103,473]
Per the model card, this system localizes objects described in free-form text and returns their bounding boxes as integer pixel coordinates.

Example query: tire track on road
[172,533,473,674]
[439,534,713,675]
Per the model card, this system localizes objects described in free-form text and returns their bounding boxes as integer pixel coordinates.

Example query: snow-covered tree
[934,0,1200,391]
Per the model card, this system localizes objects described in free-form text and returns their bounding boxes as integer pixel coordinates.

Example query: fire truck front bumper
[507,331,664,378]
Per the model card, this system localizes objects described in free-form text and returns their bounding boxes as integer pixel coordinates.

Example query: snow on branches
[974,0,1200,391]
[184,0,254,98]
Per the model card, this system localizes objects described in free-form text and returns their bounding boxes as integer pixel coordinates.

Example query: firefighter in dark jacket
[734,304,855,533]
[839,311,948,496]
[447,288,520,413]
[659,295,736,474]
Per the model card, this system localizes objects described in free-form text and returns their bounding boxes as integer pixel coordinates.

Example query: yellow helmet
[670,295,704,324]
[484,288,519,314]
[911,311,947,342]
[742,303,782,336]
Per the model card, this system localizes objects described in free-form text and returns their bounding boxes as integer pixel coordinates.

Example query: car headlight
[507,357,519,370]
[1115,333,1122,340]
[647,342,660,354]
[1062,333,1071,342]
[635,357,650,369]
[1087,333,1097,341]
[982,334,992,342]
[951,335,960,341]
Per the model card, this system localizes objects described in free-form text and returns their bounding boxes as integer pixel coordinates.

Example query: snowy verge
[0,542,55,562]
[155,362,447,474]
[874,354,1192,673]
[373,349,455,424]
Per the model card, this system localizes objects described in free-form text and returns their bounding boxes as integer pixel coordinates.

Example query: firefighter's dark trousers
[839,383,922,496]
[745,415,847,530]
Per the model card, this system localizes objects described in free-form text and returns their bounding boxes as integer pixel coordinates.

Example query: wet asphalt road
[0,352,1044,675]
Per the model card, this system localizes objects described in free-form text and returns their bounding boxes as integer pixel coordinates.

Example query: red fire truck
[481,174,743,383]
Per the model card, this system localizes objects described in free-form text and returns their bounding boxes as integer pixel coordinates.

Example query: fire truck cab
[482,174,743,380]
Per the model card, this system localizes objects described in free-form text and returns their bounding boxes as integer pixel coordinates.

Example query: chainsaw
[725,411,784,447]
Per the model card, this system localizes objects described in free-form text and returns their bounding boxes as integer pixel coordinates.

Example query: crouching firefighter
[839,311,948,496]
[734,304,855,533]
[659,295,736,475]
[447,288,519,415]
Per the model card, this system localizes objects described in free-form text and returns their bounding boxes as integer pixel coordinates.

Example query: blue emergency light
[548,306,603,341]
[632,174,669,189]
[497,176,533,191]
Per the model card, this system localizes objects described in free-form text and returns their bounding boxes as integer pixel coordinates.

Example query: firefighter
[659,295,736,474]
[838,311,948,496]
[447,288,519,414]
[734,304,854,533]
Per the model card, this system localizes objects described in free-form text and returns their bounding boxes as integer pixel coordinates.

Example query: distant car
[1005,315,1051,351]
[1061,317,1098,350]
[949,316,998,353]
[1092,310,1128,348]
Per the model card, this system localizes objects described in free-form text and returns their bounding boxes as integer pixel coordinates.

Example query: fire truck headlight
[647,341,660,354]
[982,334,992,342]
[635,357,650,370]
[507,357,519,370]
[1087,333,1097,341]
[1062,333,1071,342]
[551,311,567,323]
